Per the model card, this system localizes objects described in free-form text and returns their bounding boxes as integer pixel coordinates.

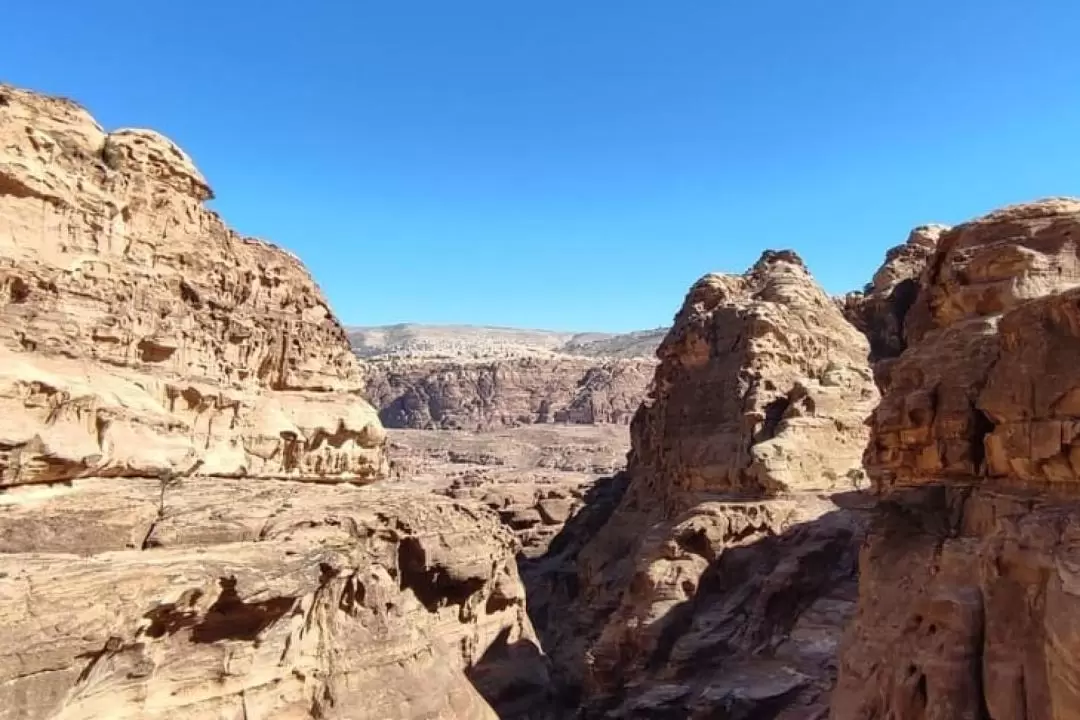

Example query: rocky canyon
[5,80,1080,720]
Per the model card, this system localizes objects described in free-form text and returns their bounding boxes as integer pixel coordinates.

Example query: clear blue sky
[5,1,1079,332]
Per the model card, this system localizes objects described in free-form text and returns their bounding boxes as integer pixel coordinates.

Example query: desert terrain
[3,82,1080,720]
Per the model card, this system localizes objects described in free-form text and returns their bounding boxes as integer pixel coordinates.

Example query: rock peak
[753,248,806,270]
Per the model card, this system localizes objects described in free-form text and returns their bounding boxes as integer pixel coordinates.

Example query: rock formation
[838,224,946,363]
[364,356,654,430]
[536,250,879,717]
[832,198,1080,720]
[0,84,542,720]
[0,84,386,483]
[0,479,538,720]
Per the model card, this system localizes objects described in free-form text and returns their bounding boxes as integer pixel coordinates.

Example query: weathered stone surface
[536,251,878,718]
[0,479,537,720]
[0,84,386,485]
[386,424,630,559]
[0,84,547,720]
[364,356,654,430]
[839,224,945,362]
[628,250,876,506]
[833,198,1080,720]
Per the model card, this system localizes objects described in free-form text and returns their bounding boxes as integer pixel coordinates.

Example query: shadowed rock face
[0,84,544,720]
[838,225,946,364]
[832,198,1080,720]
[534,250,879,718]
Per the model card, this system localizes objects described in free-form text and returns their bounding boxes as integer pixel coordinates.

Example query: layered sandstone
[0,84,386,484]
[832,198,1080,720]
[0,479,538,720]
[364,356,654,430]
[0,85,547,720]
[537,251,879,717]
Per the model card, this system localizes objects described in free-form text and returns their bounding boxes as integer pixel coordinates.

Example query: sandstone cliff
[364,356,654,430]
[0,84,542,720]
[535,251,879,717]
[832,197,1080,720]
[0,84,387,483]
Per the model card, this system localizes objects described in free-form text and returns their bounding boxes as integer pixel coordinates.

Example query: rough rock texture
[832,198,1080,720]
[537,251,879,717]
[838,224,946,363]
[0,479,539,720]
[385,425,630,560]
[0,85,546,720]
[0,84,386,485]
[363,356,655,430]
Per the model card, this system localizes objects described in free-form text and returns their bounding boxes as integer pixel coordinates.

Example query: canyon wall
[0,84,539,720]
[832,198,1080,720]
[364,356,655,429]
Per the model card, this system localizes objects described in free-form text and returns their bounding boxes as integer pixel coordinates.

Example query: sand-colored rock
[839,225,946,363]
[0,84,549,720]
[0,84,386,484]
[385,425,629,562]
[628,250,876,506]
[535,251,878,717]
[833,198,1080,720]
[0,87,388,487]
[0,479,537,720]
[364,356,654,430]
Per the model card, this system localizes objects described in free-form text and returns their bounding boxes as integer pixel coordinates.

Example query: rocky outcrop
[0,84,545,720]
[537,251,879,717]
[832,198,1080,720]
[838,224,946,363]
[0,479,538,720]
[364,356,655,430]
[0,84,386,484]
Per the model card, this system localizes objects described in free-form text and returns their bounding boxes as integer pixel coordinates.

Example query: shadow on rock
[467,626,557,720]
[521,482,873,719]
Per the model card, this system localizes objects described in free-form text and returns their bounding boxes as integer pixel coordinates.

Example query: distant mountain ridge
[348,323,667,360]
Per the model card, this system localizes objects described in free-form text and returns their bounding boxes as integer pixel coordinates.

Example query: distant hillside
[347,323,667,360]
[559,328,669,359]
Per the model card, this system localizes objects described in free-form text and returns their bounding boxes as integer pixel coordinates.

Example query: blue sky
[4,1,1080,331]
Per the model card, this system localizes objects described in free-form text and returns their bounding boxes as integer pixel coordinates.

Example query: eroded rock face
[832,198,1080,720]
[839,225,946,363]
[0,84,544,720]
[0,84,386,484]
[538,251,879,717]
[364,356,654,430]
[0,480,538,720]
